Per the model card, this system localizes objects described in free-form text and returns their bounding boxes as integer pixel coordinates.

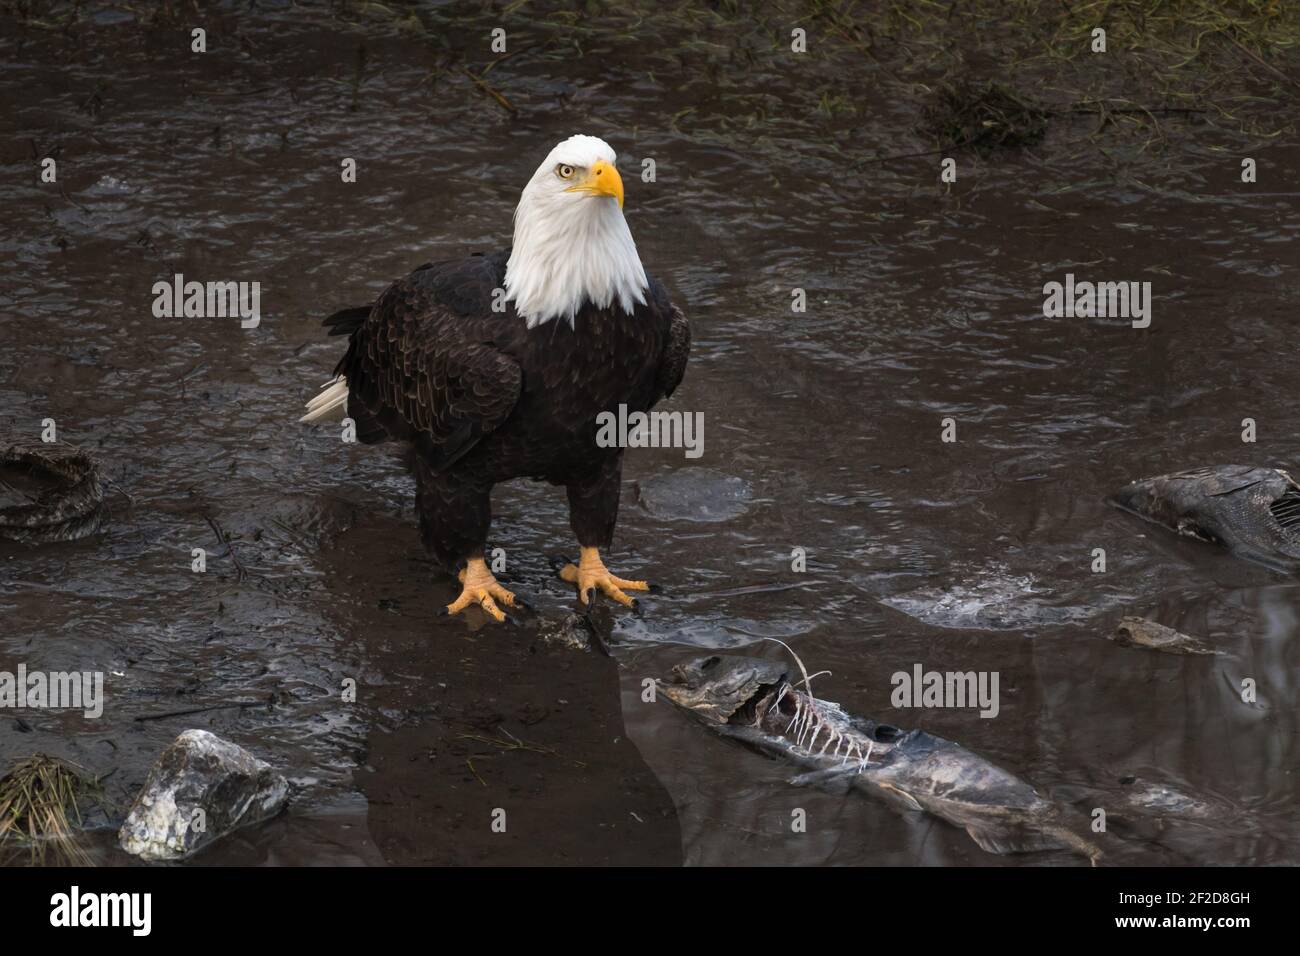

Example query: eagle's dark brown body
[326,250,690,571]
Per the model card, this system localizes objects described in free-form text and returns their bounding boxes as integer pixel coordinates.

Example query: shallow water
[2,3,1298,866]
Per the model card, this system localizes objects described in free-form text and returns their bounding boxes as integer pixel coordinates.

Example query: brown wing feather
[656,304,691,400]
[342,266,522,472]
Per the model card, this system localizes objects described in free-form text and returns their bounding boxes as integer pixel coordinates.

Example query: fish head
[658,654,788,724]
[1111,475,1189,528]
[1111,467,1291,541]
[1113,467,1300,571]
[1110,471,1228,543]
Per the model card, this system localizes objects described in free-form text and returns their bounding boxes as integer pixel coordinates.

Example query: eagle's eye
[556,164,576,180]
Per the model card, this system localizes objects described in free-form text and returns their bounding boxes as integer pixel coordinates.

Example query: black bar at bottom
[0,865,1278,941]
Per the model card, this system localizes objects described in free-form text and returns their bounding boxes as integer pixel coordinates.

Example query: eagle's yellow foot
[446,557,517,623]
[558,547,650,608]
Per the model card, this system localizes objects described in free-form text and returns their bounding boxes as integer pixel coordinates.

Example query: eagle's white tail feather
[300,376,349,423]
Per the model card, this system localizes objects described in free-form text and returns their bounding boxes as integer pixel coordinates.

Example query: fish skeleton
[658,653,1101,863]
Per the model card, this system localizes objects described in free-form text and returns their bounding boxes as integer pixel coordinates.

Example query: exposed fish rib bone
[764,637,832,752]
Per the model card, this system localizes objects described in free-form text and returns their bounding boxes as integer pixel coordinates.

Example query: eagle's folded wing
[344,275,522,472]
[656,304,691,400]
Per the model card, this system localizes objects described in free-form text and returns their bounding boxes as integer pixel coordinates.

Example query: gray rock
[118,729,288,861]
[1111,617,1225,656]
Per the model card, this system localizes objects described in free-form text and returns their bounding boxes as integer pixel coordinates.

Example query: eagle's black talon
[585,587,596,604]
[589,629,613,657]
[647,583,663,595]
[548,554,574,574]
[512,591,536,611]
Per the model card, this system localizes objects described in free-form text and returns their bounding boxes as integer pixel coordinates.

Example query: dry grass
[0,754,100,865]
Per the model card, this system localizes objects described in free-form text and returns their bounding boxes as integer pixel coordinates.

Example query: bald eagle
[302,135,691,621]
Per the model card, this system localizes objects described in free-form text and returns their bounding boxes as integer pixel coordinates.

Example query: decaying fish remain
[0,440,105,543]
[1112,617,1224,656]
[1111,465,1300,573]
[118,730,288,862]
[659,653,1100,863]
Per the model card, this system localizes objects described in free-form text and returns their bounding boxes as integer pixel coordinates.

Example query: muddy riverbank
[2,1,1298,866]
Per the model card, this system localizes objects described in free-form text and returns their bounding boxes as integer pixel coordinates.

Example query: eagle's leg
[559,454,650,607]
[447,557,516,623]
[416,460,516,622]
[559,547,649,608]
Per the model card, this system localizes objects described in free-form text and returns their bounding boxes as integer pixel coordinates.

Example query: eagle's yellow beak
[567,159,624,208]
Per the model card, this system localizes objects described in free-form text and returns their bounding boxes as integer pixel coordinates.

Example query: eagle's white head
[504,134,649,329]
